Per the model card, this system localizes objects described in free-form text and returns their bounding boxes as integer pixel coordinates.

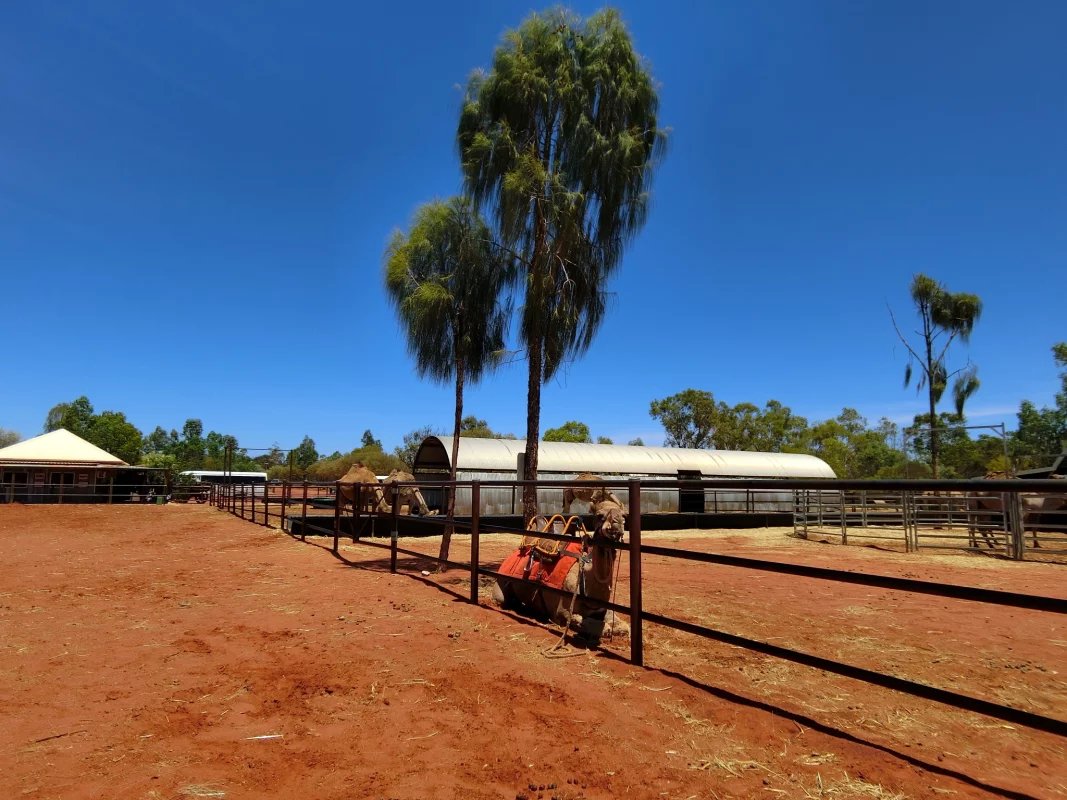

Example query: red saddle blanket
[497,540,584,591]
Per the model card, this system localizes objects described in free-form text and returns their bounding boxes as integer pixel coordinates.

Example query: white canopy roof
[0,429,128,467]
[415,437,835,479]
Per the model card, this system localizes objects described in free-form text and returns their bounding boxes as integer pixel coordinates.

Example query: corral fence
[1,480,168,504]
[204,480,336,527]
[213,476,1067,739]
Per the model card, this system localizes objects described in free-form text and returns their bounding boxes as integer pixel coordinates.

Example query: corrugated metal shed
[414,437,835,478]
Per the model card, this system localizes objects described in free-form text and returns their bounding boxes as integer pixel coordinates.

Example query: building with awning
[0,429,159,503]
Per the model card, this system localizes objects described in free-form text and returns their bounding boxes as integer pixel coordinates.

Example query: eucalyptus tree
[458,7,666,518]
[384,196,509,563]
[891,274,982,477]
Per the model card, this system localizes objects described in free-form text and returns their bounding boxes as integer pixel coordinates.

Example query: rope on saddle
[543,549,592,659]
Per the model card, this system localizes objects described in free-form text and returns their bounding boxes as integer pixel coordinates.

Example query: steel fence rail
[215,474,1067,740]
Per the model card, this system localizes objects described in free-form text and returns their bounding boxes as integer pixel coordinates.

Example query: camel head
[593,501,626,541]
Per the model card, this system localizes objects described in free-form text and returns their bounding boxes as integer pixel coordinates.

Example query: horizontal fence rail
[213,475,1067,740]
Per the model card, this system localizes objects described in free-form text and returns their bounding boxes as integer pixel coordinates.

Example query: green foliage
[0,428,20,448]
[804,410,905,478]
[394,426,436,470]
[267,464,295,481]
[544,420,592,443]
[596,436,613,445]
[650,391,810,452]
[1012,342,1067,466]
[906,413,1006,477]
[459,416,516,439]
[649,389,915,478]
[44,396,95,437]
[292,436,319,472]
[384,197,510,389]
[384,196,512,558]
[360,430,382,450]
[143,426,178,454]
[306,443,404,482]
[90,411,143,465]
[649,390,720,449]
[458,7,667,501]
[893,273,983,476]
[42,397,143,464]
[627,437,645,446]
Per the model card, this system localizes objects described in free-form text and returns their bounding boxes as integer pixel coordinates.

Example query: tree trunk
[924,318,940,479]
[523,344,542,524]
[438,358,464,570]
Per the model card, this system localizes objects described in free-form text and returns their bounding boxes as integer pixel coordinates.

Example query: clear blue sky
[3,1,1065,455]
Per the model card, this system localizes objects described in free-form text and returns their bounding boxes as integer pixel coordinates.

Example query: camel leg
[489,581,507,606]
[412,488,437,516]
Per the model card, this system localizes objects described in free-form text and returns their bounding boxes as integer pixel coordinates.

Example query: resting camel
[381,469,438,516]
[490,500,628,644]
[337,465,439,516]
[337,463,386,512]
[563,472,622,515]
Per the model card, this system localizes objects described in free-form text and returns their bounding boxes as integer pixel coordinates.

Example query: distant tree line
[27,339,1065,488]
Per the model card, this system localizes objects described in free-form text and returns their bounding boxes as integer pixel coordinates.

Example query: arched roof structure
[413,436,835,478]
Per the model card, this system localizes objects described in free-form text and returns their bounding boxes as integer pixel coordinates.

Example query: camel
[337,463,386,512]
[381,469,438,516]
[490,500,629,644]
[563,472,622,515]
[967,474,1067,549]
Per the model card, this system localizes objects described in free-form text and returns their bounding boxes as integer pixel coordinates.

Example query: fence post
[332,481,341,553]
[108,476,114,504]
[262,480,270,527]
[839,490,848,545]
[390,484,400,574]
[628,480,643,668]
[300,481,308,540]
[1007,491,1025,561]
[470,481,481,604]
[281,480,289,531]
[902,491,914,553]
[353,486,362,542]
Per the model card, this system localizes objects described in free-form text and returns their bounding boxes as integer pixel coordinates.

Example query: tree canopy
[544,420,592,443]
[458,7,667,517]
[892,273,982,477]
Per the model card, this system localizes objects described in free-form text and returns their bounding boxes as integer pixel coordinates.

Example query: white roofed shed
[412,437,835,516]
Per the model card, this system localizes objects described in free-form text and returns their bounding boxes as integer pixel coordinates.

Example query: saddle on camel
[490,502,629,644]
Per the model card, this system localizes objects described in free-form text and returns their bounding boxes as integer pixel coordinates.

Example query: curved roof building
[414,436,835,479]
[412,437,834,518]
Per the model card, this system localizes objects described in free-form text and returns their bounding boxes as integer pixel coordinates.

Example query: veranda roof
[0,429,128,467]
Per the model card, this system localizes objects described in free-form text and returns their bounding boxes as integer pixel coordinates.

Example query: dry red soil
[2,505,1064,800]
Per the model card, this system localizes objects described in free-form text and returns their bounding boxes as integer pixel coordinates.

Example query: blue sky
[3,1,1065,455]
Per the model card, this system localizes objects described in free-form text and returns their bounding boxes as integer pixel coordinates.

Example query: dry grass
[178,786,226,798]
[803,772,908,800]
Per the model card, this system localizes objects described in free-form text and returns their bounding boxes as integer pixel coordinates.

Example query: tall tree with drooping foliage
[891,273,982,477]
[458,7,667,519]
[385,196,509,563]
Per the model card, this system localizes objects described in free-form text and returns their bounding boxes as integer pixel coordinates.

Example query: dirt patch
[2,506,1064,799]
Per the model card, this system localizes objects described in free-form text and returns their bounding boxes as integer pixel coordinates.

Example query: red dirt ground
[2,505,1064,800]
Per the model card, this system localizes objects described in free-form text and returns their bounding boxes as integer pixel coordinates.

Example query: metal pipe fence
[0,481,170,504]
[215,475,1067,739]
[794,485,1067,559]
